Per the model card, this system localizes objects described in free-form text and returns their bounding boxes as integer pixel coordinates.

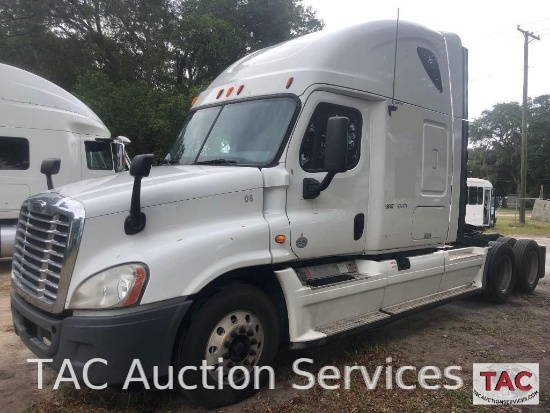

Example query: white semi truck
[0,63,130,258]
[10,21,546,407]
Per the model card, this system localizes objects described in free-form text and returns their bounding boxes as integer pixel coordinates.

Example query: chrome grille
[11,194,85,313]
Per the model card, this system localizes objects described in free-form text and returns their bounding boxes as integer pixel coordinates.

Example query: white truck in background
[10,21,546,408]
[0,63,130,258]
[466,177,496,227]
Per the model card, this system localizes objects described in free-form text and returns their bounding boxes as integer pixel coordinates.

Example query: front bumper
[11,290,192,385]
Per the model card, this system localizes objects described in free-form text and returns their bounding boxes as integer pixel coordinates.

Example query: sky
[301,0,550,120]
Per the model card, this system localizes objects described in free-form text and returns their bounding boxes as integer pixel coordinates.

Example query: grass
[488,211,550,236]
[23,335,521,413]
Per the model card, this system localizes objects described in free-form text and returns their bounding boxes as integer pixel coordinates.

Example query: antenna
[389,8,400,116]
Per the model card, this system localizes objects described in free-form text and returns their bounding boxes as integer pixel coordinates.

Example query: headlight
[69,263,149,309]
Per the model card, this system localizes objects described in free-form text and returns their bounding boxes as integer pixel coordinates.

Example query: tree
[0,0,324,159]
[173,0,323,90]
[469,95,550,197]
[170,13,247,92]
[527,94,550,197]
[74,71,192,159]
[469,102,522,192]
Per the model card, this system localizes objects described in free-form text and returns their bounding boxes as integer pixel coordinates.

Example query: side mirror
[129,154,153,178]
[113,136,132,172]
[125,154,154,235]
[324,117,349,173]
[112,142,126,172]
[303,116,349,199]
[40,158,61,190]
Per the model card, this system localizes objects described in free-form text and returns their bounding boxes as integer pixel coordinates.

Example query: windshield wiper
[195,159,237,166]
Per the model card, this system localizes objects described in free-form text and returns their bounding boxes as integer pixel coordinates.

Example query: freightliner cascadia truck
[0,63,130,259]
[10,20,546,407]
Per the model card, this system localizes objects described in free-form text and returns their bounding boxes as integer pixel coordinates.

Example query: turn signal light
[275,235,286,244]
[286,77,294,89]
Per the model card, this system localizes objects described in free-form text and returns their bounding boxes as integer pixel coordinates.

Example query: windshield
[167,97,296,166]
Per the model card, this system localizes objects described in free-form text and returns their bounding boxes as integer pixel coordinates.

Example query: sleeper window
[417,47,443,93]
[0,137,29,170]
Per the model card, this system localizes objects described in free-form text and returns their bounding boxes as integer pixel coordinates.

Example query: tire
[174,284,280,408]
[495,236,517,247]
[512,239,540,294]
[537,245,546,279]
[484,242,515,304]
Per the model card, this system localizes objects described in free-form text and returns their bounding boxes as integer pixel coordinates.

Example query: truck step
[316,311,390,336]
[381,284,480,316]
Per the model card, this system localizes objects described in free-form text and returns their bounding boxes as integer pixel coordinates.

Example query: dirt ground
[0,237,549,413]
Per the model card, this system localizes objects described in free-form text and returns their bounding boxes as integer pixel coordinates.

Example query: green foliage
[468,95,550,197]
[74,72,189,160]
[170,13,248,91]
[0,0,323,159]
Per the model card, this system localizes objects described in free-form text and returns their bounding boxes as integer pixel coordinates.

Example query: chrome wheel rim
[205,310,264,383]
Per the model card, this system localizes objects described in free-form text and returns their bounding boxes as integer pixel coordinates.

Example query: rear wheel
[513,239,540,293]
[484,242,515,304]
[174,284,279,408]
[496,236,517,247]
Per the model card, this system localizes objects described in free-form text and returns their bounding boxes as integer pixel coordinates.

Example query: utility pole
[517,26,540,224]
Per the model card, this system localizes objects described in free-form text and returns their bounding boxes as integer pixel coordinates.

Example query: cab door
[285,91,369,259]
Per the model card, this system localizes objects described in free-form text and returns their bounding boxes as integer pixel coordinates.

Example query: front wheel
[174,284,280,408]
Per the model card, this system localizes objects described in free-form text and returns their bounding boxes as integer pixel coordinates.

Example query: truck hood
[54,165,264,218]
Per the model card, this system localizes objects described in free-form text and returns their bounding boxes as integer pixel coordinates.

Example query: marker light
[237,85,245,95]
[275,235,286,244]
[226,87,234,97]
[286,77,294,89]
[191,96,198,106]
[216,89,224,99]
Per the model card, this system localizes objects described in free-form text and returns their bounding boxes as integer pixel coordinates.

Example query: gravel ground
[0,238,549,412]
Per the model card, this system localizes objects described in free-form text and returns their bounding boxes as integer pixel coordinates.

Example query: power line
[485,18,550,37]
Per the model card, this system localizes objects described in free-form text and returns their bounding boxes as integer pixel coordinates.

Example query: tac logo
[473,363,539,405]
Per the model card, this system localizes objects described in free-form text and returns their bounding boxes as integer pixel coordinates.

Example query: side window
[0,137,29,170]
[417,47,443,93]
[299,103,362,172]
[468,186,478,205]
[85,141,113,170]
[477,187,484,205]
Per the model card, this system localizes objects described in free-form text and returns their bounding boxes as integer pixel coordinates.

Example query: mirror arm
[125,176,146,234]
[124,154,153,235]
[46,175,54,191]
[303,172,336,199]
